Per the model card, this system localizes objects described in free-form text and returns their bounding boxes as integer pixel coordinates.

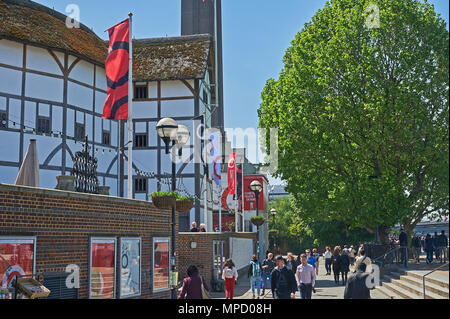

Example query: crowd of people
[410,230,448,264]
[177,229,448,300]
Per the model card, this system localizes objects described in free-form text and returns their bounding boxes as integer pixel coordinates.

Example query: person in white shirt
[222,259,238,299]
[354,249,372,273]
[324,246,332,275]
[295,254,316,299]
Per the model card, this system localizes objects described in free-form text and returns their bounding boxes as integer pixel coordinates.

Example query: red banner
[227,153,236,195]
[90,241,115,299]
[0,240,34,290]
[103,19,130,121]
[244,175,265,211]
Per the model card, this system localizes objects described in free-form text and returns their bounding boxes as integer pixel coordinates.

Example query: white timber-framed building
[0,0,222,231]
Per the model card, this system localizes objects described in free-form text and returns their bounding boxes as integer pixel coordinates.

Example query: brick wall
[176,232,258,288]
[0,183,173,299]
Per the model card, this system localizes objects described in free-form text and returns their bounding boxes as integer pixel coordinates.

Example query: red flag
[103,19,130,121]
[228,153,236,195]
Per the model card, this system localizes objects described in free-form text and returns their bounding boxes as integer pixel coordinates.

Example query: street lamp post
[156,118,190,300]
[271,208,277,251]
[249,180,263,259]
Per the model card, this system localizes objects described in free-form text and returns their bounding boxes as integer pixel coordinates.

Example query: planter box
[250,218,265,227]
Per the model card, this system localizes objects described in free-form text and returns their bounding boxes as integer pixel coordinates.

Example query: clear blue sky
[36,0,449,132]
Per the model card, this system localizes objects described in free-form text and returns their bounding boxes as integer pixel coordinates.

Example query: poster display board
[119,238,141,298]
[89,238,116,299]
[153,238,170,292]
[0,237,35,291]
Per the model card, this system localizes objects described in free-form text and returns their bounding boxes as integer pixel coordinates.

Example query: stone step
[406,271,449,290]
[389,278,444,299]
[381,281,421,299]
[400,275,449,298]
[375,285,398,299]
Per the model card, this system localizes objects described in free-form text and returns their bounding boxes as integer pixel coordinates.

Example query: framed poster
[152,238,170,292]
[119,238,141,298]
[89,238,116,299]
[0,237,36,290]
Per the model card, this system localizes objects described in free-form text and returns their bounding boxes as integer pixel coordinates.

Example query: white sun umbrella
[15,139,40,187]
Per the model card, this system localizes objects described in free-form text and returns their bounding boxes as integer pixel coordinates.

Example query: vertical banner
[0,238,35,294]
[103,19,130,121]
[227,153,236,195]
[208,131,222,186]
[244,175,265,211]
[236,164,243,209]
[120,238,141,298]
[90,238,116,299]
[153,238,170,291]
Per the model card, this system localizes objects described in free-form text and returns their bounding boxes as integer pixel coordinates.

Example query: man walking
[411,235,422,263]
[261,253,275,296]
[436,230,448,263]
[344,263,374,299]
[399,228,408,267]
[295,254,316,299]
[271,256,297,299]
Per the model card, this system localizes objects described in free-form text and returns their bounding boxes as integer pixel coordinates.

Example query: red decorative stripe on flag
[103,19,130,121]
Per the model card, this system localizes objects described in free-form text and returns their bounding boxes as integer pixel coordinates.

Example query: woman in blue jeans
[248,255,262,299]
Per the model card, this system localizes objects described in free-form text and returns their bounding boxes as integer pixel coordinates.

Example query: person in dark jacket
[425,234,434,264]
[190,222,199,232]
[411,235,422,263]
[331,246,341,285]
[178,265,209,299]
[344,263,374,299]
[271,255,297,299]
[339,250,350,286]
[399,228,408,267]
[436,230,448,263]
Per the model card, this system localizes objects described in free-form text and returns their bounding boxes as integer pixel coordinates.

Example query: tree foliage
[259,0,449,241]
[269,197,372,252]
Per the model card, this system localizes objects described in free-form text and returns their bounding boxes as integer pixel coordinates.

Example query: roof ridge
[133,34,212,45]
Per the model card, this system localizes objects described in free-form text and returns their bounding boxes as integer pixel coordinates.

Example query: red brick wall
[0,184,173,299]
[176,232,258,287]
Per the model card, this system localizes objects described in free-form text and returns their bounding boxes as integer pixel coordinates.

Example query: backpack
[251,262,261,278]
[224,267,234,278]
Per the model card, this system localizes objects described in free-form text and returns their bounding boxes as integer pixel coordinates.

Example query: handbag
[200,276,212,299]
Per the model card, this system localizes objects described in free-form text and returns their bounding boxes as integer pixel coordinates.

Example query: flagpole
[127,12,133,199]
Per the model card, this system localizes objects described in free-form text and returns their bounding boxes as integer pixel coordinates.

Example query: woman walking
[339,249,350,286]
[222,259,238,299]
[286,253,298,272]
[178,265,209,299]
[313,249,320,276]
[331,246,341,285]
[247,255,262,299]
[324,247,332,275]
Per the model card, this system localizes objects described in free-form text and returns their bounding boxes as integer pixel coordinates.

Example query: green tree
[259,0,449,244]
[269,197,372,252]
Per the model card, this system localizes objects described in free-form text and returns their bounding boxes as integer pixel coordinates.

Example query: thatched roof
[0,0,212,81]
[0,0,107,65]
[132,34,212,81]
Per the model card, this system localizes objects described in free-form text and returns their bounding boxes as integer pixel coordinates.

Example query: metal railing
[373,246,408,269]
[422,262,448,299]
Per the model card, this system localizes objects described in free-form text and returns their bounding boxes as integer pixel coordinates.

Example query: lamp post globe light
[155,118,190,300]
[156,118,179,154]
[249,180,263,259]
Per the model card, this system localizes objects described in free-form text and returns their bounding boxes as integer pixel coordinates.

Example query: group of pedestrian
[411,230,448,264]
